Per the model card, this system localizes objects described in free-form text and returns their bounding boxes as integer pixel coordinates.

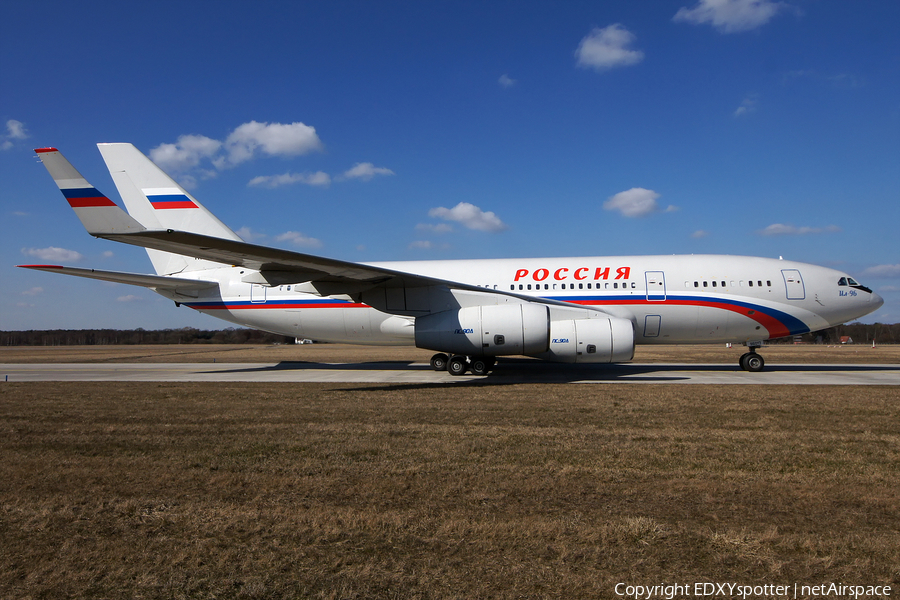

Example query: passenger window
[694,281,699,288]
[712,281,717,287]
[749,281,753,287]
[758,281,762,287]
[579,283,583,290]
[631,282,636,289]
[527,284,532,290]
[588,283,592,289]
[518,284,523,291]
[510,285,515,291]
[703,281,708,287]
[766,280,771,287]
[614,282,618,289]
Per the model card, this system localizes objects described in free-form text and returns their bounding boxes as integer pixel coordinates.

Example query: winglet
[35,147,145,235]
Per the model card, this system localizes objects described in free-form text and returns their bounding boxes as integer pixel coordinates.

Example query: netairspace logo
[614,582,892,599]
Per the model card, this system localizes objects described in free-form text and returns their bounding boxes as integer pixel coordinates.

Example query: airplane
[19,144,883,375]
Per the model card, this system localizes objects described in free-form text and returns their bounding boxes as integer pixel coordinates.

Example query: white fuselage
[169,254,881,347]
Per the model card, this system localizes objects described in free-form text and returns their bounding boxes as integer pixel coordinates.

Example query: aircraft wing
[30,145,618,318]
[91,229,596,315]
[17,264,218,291]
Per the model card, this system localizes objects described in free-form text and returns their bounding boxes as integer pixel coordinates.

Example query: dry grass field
[1,345,898,599]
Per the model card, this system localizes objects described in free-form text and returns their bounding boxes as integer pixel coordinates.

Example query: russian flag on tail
[143,187,199,210]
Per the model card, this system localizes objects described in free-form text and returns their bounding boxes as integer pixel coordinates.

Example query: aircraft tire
[470,358,491,376]
[739,352,765,372]
[447,355,468,376]
[745,352,765,372]
[430,353,449,371]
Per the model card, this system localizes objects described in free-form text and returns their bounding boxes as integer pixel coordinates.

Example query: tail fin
[34,148,145,235]
[96,143,242,275]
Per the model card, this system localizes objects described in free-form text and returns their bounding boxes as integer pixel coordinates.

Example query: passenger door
[645,271,666,301]
[781,269,805,300]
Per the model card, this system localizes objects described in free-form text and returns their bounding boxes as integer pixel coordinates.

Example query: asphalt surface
[3,361,899,384]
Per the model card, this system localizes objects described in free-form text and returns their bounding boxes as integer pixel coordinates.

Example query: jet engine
[534,316,635,363]
[414,303,635,363]
[415,303,550,356]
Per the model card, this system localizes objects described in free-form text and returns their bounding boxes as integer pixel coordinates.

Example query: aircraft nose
[871,291,884,308]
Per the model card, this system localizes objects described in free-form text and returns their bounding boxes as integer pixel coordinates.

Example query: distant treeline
[3,322,899,346]
[766,322,899,345]
[1,328,295,346]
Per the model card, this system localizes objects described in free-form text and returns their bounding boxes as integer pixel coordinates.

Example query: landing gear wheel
[430,353,449,371]
[739,352,765,372]
[447,355,468,376]
[470,357,494,376]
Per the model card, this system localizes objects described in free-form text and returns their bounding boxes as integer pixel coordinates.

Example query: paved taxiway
[3,361,898,384]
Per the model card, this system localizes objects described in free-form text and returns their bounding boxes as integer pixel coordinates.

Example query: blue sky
[2,0,898,330]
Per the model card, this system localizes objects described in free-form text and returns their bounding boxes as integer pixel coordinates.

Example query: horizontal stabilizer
[17,264,217,291]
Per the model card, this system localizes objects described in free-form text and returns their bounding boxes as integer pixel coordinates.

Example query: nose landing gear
[739,348,765,372]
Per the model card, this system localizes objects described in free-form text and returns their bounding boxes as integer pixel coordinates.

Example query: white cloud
[6,119,28,139]
[117,295,142,302]
[150,121,323,175]
[2,119,29,150]
[673,0,786,33]
[149,134,222,172]
[235,227,267,242]
[22,287,43,296]
[416,223,454,234]
[691,230,710,238]
[220,121,323,167]
[21,247,84,262]
[757,223,841,236]
[603,188,672,218]
[248,171,331,188]
[734,95,759,117]
[428,202,508,232]
[275,231,323,248]
[498,74,516,88]
[575,24,644,71]
[409,240,433,250]
[862,264,900,278]
[342,162,395,181]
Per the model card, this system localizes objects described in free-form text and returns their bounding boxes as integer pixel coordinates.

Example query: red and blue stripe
[61,187,117,208]
[183,298,367,310]
[558,294,809,338]
[147,194,198,210]
[184,294,809,339]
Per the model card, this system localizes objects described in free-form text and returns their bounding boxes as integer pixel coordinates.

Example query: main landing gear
[430,353,495,376]
[738,346,765,372]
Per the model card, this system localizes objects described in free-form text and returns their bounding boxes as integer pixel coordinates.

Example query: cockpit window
[838,277,848,286]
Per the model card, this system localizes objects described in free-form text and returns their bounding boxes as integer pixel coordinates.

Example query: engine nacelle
[533,316,635,363]
[415,303,550,356]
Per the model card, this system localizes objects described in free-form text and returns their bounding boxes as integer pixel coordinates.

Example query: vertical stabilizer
[97,143,242,275]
